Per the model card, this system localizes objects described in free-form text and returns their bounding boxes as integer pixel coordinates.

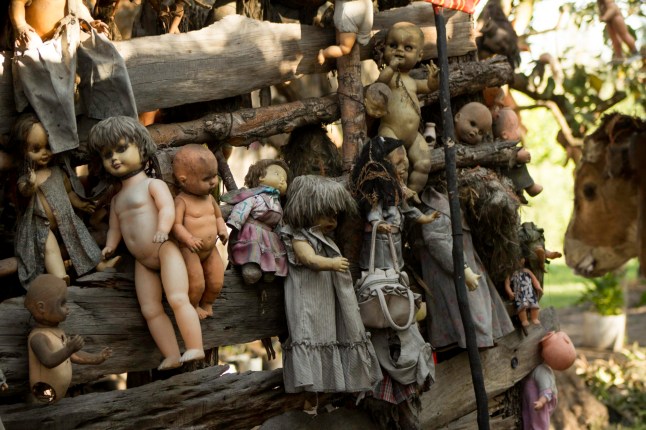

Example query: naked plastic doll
[597,0,639,62]
[280,175,382,393]
[10,0,137,154]
[221,159,289,285]
[376,22,440,196]
[317,0,374,65]
[172,144,229,319]
[88,116,204,370]
[504,258,543,328]
[12,112,119,287]
[523,331,576,430]
[25,274,111,403]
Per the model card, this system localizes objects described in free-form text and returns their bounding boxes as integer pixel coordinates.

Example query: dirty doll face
[454,104,492,145]
[259,164,288,196]
[100,139,143,178]
[182,159,219,196]
[384,26,424,71]
[26,122,52,168]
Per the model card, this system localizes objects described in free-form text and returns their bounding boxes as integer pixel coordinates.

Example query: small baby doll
[523,331,577,430]
[172,144,229,319]
[504,257,543,328]
[317,0,374,65]
[376,22,440,197]
[221,159,290,285]
[25,274,111,403]
[454,101,492,145]
[280,175,382,393]
[12,112,119,287]
[88,116,204,370]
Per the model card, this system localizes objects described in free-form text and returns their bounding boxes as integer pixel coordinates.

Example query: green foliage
[577,272,625,316]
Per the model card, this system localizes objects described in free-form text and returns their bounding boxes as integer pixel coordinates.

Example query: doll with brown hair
[221,159,289,285]
[88,116,204,370]
[504,257,543,328]
[317,0,374,65]
[597,0,640,63]
[25,274,111,403]
[172,144,228,319]
[12,112,119,287]
[280,175,382,393]
[376,22,439,197]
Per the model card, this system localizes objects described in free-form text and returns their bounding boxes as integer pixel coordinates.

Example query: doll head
[492,108,521,142]
[24,274,69,327]
[244,159,290,196]
[173,144,219,196]
[454,102,492,145]
[283,175,358,231]
[12,112,53,171]
[88,116,157,178]
[383,22,424,72]
[540,331,576,371]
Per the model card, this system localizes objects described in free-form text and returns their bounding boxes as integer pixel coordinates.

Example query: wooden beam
[0,270,287,397]
[0,3,475,134]
[430,140,520,173]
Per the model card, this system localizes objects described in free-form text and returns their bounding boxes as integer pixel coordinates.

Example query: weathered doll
[88,116,204,370]
[493,107,543,201]
[317,0,374,65]
[221,159,289,285]
[504,258,543,328]
[25,274,111,403]
[12,112,119,286]
[10,0,137,154]
[280,175,382,393]
[413,186,515,349]
[597,0,639,62]
[454,101,492,145]
[523,331,577,430]
[172,144,228,319]
[376,22,440,196]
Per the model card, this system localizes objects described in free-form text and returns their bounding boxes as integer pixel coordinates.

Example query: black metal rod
[433,6,490,429]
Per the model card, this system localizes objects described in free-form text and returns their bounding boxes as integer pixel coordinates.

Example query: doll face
[100,139,143,178]
[37,290,70,326]
[384,26,424,71]
[494,111,521,141]
[259,164,288,195]
[181,160,219,196]
[313,213,337,234]
[454,104,492,145]
[26,123,52,168]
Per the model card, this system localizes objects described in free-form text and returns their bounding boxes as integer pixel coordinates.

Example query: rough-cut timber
[0,270,286,397]
[430,140,521,173]
[0,3,475,134]
[337,43,367,171]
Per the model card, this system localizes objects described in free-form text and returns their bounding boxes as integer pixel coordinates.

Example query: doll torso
[23,0,69,40]
[511,269,539,310]
[175,193,219,260]
[28,327,72,402]
[379,74,422,145]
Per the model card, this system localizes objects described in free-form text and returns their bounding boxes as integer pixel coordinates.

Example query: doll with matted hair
[221,159,290,285]
[280,175,382,393]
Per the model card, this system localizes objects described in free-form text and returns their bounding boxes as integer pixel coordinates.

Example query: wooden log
[337,43,366,172]
[0,270,287,397]
[430,140,520,173]
[0,3,475,134]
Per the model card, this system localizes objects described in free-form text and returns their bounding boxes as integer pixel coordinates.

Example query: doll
[523,331,577,430]
[25,274,111,403]
[221,159,289,285]
[172,144,228,319]
[280,175,382,393]
[493,107,543,201]
[88,116,204,370]
[375,22,440,196]
[504,257,543,328]
[12,112,119,287]
[454,101,492,145]
[317,0,374,65]
[597,0,639,63]
[10,0,137,154]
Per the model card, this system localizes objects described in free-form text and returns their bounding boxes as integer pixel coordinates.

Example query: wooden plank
[0,270,286,397]
[0,3,475,134]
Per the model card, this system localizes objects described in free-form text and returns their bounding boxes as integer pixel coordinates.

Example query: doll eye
[389,43,398,49]
[101,150,113,159]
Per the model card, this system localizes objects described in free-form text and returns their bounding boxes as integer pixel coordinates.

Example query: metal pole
[433,6,490,429]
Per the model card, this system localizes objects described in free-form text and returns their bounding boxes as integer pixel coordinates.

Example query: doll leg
[606,25,626,59]
[517,307,530,327]
[609,15,637,54]
[158,242,205,363]
[318,32,357,64]
[180,248,205,311]
[134,260,182,370]
[529,307,541,325]
[406,134,432,194]
[199,249,225,319]
[44,230,69,284]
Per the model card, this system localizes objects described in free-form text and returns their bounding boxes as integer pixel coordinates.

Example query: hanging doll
[597,0,640,63]
[172,144,228,319]
[221,159,290,285]
[522,331,576,430]
[318,0,374,65]
[25,274,111,403]
[504,257,543,328]
[280,175,382,393]
[12,112,119,287]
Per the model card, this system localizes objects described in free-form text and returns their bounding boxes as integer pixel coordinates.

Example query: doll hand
[153,231,169,243]
[99,347,112,361]
[102,247,114,260]
[403,187,421,204]
[185,236,204,253]
[389,57,404,71]
[168,25,181,35]
[507,291,515,300]
[418,211,440,224]
[218,230,229,245]
[517,148,531,163]
[90,20,110,35]
[330,257,350,272]
[66,335,85,354]
[78,201,97,214]
[0,382,7,391]
[464,266,481,291]
[426,63,440,80]
[15,24,37,46]
[533,397,547,410]
[376,223,392,233]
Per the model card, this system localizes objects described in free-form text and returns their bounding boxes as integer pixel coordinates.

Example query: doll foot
[62,275,70,286]
[242,264,262,285]
[96,255,122,272]
[317,49,326,65]
[158,356,182,370]
[180,349,205,364]
[197,305,213,320]
[531,319,541,325]
[525,183,543,197]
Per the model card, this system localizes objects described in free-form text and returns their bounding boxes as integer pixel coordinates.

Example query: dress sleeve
[226,196,257,230]
[421,210,455,273]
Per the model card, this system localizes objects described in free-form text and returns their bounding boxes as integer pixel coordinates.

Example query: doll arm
[9,0,36,43]
[533,395,549,410]
[416,63,440,94]
[600,0,619,22]
[172,197,203,252]
[149,179,176,243]
[293,239,349,272]
[377,63,398,84]
[526,268,543,297]
[168,0,188,34]
[17,170,36,197]
[212,196,229,245]
[103,198,122,259]
[226,197,255,230]
[504,275,514,300]
[63,174,95,214]
[71,347,112,365]
[516,148,531,164]
[29,333,84,369]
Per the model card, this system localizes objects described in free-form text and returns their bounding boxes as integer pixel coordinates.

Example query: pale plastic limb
[199,248,225,319]
[44,230,67,280]
[318,32,357,64]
